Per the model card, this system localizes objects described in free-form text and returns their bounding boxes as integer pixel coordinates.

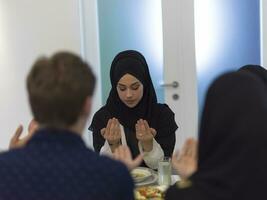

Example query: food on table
[135,186,164,200]
[131,167,152,182]
[132,172,146,179]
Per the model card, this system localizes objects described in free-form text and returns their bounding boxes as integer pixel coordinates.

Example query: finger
[132,153,144,168]
[111,118,120,141]
[184,138,194,156]
[113,148,120,160]
[9,125,23,149]
[135,123,141,138]
[105,119,112,137]
[28,119,38,136]
[136,121,141,132]
[12,125,23,142]
[137,120,145,138]
[172,150,181,168]
[118,145,125,158]
[109,118,116,135]
[123,145,131,156]
[140,119,146,132]
[114,119,121,139]
[114,118,119,125]
[124,145,131,159]
[189,139,198,159]
[143,120,152,137]
[173,150,180,159]
[136,120,140,130]
[143,120,150,131]
[172,150,180,163]
[100,128,106,137]
[180,140,189,157]
[184,139,191,155]
[186,138,194,156]
[150,128,157,137]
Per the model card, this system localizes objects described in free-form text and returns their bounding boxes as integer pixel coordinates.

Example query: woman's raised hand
[136,119,156,152]
[101,118,121,147]
[113,145,143,170]
[172,138,198,180]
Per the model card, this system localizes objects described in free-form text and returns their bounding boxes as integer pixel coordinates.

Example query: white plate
[135,172,158,187]
[131,167,152,183]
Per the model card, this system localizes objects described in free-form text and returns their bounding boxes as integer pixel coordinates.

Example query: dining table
[133,167,181,200]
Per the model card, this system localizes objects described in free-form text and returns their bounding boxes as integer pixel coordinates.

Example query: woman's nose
[126,89,133,98]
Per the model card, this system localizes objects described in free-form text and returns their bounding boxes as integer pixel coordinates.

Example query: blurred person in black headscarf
[165,70,267,200]
[89,50,178,169]
[238,64,267,85]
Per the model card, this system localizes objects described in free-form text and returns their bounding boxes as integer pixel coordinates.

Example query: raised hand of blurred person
[136,119,156,152]
[172,138,198,180]
[27,119,39,135]
[113,145,143,171]
[9,119,39,149]
[101,118,121,152]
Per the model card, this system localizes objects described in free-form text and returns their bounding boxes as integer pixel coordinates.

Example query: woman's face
[116,73,144,108]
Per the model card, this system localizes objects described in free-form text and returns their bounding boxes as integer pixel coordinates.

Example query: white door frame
[78,0,102,148]
[161,0,198,150]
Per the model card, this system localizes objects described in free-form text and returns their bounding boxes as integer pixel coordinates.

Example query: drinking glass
[158,156,171,186]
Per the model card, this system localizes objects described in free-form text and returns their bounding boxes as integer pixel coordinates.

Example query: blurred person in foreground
[0,52,136,200]
[238,64,267,85]
[166,70,267,199]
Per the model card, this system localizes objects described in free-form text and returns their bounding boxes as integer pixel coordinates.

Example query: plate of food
[131,167,152,183]
[135,172,158,187]
[135,186,165,200]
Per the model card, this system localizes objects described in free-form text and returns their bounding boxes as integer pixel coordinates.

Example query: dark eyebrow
[117,83,126,87]
[131,82,140,86]
[117,81,140,87]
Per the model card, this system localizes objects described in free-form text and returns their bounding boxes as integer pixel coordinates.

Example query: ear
[83,96,92,116]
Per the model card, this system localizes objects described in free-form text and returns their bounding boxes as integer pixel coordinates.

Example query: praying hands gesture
[101,118,121,152]
[135,119,156,152]
[172,138,198,180]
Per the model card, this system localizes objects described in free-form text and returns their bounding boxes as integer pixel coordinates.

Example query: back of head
[195,71,267,199]
[27,52,96,127]
[238,64,267,86]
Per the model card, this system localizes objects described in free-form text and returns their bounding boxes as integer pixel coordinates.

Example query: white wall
[0,0,101,149]
[79,0,102,149]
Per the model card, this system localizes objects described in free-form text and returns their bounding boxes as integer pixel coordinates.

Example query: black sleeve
[92,129,105,153]
[156,131,176,157]
[154,104,178,157]
[88,109,110,153]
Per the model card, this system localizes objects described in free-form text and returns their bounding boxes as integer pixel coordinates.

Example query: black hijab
[238,64,267,86]
[105,50,158,130]
[89,50,177,156]
[166,71,267,200]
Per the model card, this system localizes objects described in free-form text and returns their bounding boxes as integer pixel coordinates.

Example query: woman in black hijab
[89,50,178,169]
[166,70,267,200]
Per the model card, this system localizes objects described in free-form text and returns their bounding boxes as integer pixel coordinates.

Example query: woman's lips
[125,100,136,104]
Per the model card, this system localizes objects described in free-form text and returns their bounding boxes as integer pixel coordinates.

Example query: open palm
[113,145,143,170]
[172,138,198,179]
